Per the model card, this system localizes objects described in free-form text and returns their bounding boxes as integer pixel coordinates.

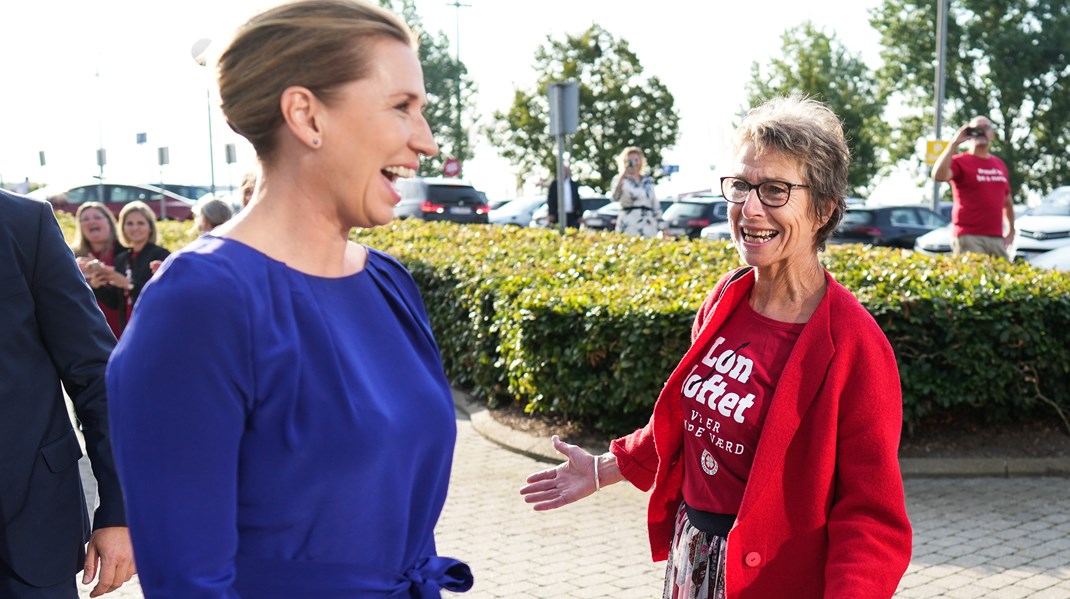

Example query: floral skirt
[663,503,728,599]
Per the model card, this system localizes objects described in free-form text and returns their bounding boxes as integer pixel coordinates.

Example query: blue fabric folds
[234,555,473,598]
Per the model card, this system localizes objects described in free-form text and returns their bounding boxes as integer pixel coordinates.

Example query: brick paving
[77,413,1070,598]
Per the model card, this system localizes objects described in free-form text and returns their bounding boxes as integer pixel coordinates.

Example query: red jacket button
[744,551,762,567]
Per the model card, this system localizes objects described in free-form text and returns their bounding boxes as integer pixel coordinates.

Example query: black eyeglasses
[719,176,809,208]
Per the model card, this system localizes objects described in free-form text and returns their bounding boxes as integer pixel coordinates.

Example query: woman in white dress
[612,146,663,238]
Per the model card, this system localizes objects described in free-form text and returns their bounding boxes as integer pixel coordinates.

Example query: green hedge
[60,213,1070,434]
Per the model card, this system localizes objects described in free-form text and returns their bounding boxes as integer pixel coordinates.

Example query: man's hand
[83,526,136,597]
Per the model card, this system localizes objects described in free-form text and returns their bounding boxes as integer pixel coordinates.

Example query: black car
[661,196,729,239]
[393,177,489,224]
[832,205,947,248]
[580,200,675,231]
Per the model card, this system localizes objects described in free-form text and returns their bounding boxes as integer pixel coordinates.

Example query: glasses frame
[719,176,809,208]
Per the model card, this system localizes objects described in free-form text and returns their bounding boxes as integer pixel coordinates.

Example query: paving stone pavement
[77,413,1070,598]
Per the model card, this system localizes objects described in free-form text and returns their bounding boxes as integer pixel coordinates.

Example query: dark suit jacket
[547,178,582,228]
[0,190,124,587]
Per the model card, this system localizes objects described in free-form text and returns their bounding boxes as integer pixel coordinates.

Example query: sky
[2,0,922,202]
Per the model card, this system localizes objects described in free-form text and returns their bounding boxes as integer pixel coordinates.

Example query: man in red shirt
[931,115,1016,258]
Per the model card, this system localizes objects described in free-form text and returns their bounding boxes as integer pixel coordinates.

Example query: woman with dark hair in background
[523,94,911,598]
[71,202,126,338]
[105,1,473,597]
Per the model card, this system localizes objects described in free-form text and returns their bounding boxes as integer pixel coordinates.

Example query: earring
[312,138,320,146]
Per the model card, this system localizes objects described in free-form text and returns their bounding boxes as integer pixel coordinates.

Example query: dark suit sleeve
[547,181,559,219]
[30,203,125,529]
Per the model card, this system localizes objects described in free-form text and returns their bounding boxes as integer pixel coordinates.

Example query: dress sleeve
[106,255,251,598]
[823,315,913,596]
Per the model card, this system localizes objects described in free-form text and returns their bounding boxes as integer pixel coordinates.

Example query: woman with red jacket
[522,94,912,598]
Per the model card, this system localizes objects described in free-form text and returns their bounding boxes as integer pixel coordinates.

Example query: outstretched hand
[520,435,597,511]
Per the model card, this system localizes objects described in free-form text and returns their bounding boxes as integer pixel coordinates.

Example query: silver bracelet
[593,455,601,492]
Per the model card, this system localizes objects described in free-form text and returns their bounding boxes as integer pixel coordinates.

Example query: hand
[83,526,136,597]
[1003,230,1015,249]
[953,124,976,145]
[149,260,163,274]
[520,436,598,511]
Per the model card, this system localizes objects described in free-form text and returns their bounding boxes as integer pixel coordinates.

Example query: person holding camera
[931,115,1015,259]
[612,146,664,238]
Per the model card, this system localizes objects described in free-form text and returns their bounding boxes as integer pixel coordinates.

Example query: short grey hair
[193,197,235,229]
[733,93,849,251]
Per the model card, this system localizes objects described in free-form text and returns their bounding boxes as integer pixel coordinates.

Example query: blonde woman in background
[71,202,126,338]
[95,201,170,336]
[613,146,664,237]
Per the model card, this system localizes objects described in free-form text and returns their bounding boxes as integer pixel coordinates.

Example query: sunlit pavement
[78,413,1070,598]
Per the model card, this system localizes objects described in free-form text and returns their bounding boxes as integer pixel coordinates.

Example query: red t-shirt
[949,152,1010,237]
[680,297,804,515]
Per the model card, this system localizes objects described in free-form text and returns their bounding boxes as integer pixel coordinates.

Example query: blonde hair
[71,202,119,257]
[217,0,415,164]
[117,201,158,247]
[617,146,646,173]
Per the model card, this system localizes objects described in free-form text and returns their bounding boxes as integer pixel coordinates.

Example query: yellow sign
[925,140,949,166]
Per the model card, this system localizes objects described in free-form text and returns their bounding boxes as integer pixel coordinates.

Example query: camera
[965,126,983,137]
[627,158,639,168]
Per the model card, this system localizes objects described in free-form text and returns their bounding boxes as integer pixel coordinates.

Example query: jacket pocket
[41,430,84,473]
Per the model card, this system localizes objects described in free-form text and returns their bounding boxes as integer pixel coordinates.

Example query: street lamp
[191,38,217,195]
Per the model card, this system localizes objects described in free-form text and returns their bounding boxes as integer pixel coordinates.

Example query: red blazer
[611,268,912,598]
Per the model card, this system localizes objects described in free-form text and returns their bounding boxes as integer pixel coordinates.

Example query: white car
[488,196,546,227]
[1028,245,1070,272]
[1011,191,1070,260]
[699,221,733,242]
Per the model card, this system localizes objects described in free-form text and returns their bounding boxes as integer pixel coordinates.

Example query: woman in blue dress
[105,1,473,597]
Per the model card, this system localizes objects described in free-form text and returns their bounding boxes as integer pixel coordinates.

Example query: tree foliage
[380,0,477,176]
[870,0,1070,197]
[485,24,680,194]
[747,22,887,197]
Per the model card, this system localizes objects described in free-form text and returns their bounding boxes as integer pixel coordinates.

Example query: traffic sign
[443,157,462,178]
[925,140,948,166]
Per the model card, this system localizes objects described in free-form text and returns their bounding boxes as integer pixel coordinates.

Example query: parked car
[579,199,674,231]
[1028,245,1070,272]
[489,196,546,227]
[699,221,733,242]
[392,177,489,224]
[914,203,1033,255]
[530,196,612,228]
[40,182,195,220]
[661,195,729,239]
[155,183,215,201]
[831,205,947,249]
[1011,187,1070,260]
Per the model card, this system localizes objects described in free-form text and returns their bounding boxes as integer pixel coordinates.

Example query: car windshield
[662,202,708,219]
[841,210,874,225]
[1030,195,1070,216]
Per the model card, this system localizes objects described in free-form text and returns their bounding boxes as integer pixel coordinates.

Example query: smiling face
[729,143,825,272]
[318,38,437,229]
[79,207,114,247]
[122,211,151,250]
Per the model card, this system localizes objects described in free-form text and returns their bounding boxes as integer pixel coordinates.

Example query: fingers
[525,468,557,484]
[82,544,98,586]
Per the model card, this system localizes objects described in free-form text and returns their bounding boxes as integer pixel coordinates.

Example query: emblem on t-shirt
[701,449,719,476]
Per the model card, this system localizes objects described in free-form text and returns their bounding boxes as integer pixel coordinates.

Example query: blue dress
[106,236,472,598]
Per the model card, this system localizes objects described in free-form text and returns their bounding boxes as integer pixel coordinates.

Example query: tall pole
[931,0,948,211]
[448,1,469,172]
[192,39,217,195]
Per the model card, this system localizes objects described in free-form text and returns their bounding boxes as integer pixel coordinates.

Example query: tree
[871,0,1070,197]
[485,24,680,194]
[746,22,887,197]
[380,0,477,176]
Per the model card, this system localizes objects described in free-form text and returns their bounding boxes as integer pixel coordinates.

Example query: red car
[43,183,195,221]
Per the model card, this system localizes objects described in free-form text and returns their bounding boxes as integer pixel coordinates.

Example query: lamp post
[191,38,217,195]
